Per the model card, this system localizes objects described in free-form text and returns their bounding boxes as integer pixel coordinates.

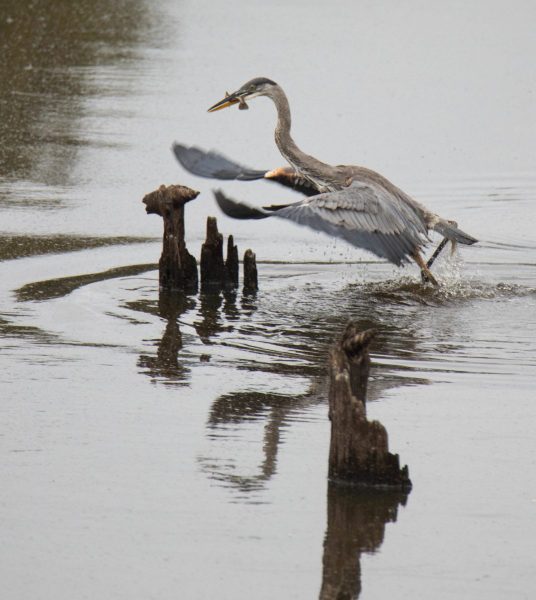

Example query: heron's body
[175,77,477,284]
[244,79,455,241]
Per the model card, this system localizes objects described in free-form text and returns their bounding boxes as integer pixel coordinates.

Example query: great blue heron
[176,77,478,284]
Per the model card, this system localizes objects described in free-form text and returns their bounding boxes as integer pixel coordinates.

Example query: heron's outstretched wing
[172,143,266,180]
[214,190,270,220]
[214,182,430,266]
[172,144,318,196]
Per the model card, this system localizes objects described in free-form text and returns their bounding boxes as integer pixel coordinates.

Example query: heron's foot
[420,268,439,286]
[413,249,440,287]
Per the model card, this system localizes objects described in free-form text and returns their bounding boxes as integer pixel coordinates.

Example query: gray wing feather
[214,182,429,265]
[172,143,266,181]
[276,182,429,265]
[214,190,269,219]
[173,144,319,195]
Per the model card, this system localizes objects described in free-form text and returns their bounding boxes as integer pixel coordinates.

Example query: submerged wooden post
[200,218,245,291]
[225,235,239,289]
[328,322,412,490]
[200,217,225,291]
[243,249,258,293]
[142,184,198,293]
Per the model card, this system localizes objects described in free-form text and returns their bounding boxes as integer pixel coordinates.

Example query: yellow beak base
[207,97,240,112]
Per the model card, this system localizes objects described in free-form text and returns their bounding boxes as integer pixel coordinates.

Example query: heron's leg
[426,237,449,269]
[412,249,439,286]
[427,219,460,268]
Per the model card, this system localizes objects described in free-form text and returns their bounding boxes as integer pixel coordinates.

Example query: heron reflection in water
[174,77,477,285]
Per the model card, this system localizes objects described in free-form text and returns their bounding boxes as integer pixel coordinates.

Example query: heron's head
[208,77,277,112]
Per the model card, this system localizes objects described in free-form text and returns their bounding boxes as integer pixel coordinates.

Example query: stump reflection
[135,290,195,385]
[319,483,408,600]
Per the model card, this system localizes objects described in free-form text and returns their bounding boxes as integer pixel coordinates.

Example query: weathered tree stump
[201,218,245,291]
[243,249,258,293]
[225,234,239,289]
[328,322,412,490]
[144,191,255,294]
[200,217,225,291]
[142,184,199,293]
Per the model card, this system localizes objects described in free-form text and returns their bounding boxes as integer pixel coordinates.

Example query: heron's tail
[433,220,478,245]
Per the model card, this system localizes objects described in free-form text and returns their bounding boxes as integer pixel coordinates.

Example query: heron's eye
[249,86,255,93]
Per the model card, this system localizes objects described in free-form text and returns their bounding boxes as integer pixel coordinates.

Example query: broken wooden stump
[201,217,250,292]
[243,249,258,293]
[328,322,412,490]
[142,184,198,293]
[200,217,225,291]
[143,187,257,294]
[225,235,239,289]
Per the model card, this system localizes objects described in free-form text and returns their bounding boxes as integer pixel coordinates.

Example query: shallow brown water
[1,1,536,599]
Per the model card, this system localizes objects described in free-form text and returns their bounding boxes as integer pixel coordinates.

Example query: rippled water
[1,1,536,599]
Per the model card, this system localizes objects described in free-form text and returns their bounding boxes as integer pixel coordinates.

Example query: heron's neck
[269,86,338,190]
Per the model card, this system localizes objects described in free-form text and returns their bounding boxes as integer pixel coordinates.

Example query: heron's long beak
[207,91,241,112]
